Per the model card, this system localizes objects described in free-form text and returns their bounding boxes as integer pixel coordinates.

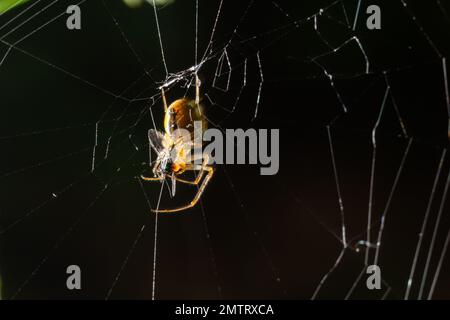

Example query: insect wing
[148,129,165,153]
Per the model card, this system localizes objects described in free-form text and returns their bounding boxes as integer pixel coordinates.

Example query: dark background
[1,0,450,299]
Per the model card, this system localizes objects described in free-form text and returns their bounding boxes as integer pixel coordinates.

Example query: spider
[141,76,214,213]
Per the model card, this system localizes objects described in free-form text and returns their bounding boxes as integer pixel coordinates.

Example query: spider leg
[140,175,164,181]
[152,165,214,213]
[195,74,200,107]
[175,154,209,185]
[175,171,204,185]
[161,87,168,111]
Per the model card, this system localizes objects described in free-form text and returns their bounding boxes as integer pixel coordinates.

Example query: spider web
[0,0,450,300]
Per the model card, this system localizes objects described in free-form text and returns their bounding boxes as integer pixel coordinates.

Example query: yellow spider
[141,76,214,213]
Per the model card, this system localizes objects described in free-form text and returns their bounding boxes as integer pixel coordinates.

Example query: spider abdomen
[164,98,207,136]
